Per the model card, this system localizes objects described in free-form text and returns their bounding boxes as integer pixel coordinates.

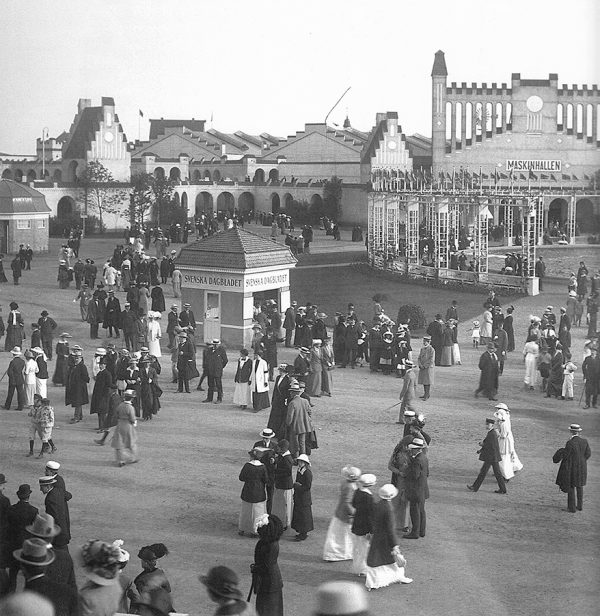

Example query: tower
[431,50,448,175]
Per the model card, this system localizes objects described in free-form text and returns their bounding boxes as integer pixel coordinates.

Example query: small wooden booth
[0,180,51,255]
[176,228,297,348]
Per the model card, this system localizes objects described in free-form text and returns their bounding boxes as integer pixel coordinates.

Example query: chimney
[78,98,91,113]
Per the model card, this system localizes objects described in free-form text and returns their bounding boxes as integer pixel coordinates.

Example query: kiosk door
[204,291,221,343]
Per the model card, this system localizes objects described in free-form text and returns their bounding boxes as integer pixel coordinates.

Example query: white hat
[10,346,22,355]
[296,454,311,465]
[378,484,399,500]
[312,339,322,345]
[494,402,509,411]
[112,539,130,563]
[359,473,376,487]
[95,348,107,356]
[314,581,368,615]
[342,465,361,481]
[45,461,60,471]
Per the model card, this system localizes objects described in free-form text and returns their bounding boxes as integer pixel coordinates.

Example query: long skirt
[35,379,48,399]
[452,343,461,364]
[256,589,284,616]
[53,356,69,386]
[271,488,293,528]
[322,517,353,561]
[25,383,36,407]
[524,354,537,386]
[440,346,453,366]
[352,535,370,575]
[291,503,313,535]
[252,391,270,412]
[321,369,332,395]
[307,370,322,396]
[233,382,251,407]
[239,500,267,534]
[365,563,412,590]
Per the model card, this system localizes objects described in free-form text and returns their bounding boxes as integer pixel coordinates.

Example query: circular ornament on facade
[387,141,397,150]
[104,132,114,143]
[526,95,543,112]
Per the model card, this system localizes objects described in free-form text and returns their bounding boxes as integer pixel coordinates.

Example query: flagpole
[138,113,141,142]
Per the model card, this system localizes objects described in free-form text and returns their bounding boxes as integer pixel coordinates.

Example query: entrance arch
[253,168,265,184]
[154,167,165,180]
[67,161,78,182]
[268,168,279,182]
[283,193,293,212]
[193,170,201,182]
[53,169,62,182]
[213,169,222,182]
[195,192,214,215]
[1,169,12,179]
[548,198,567,227]
[27,169,36,182]
[57,196,76,219]
[576,198,597,232]
[238,192,255,217]
[271,193,281,214]
[181,192,188,215]
[169,167,181,181]
[216,191,235,214]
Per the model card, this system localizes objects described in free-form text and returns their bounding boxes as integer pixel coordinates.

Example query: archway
[57,196,76,219]
[193,170,202,182]
[283,193,293,212]
[238,192,255,217]
[169,167,181,181]
[253,168,265,184]
[576,198,598,232]
[27,169,36,182]
[268,168,279,182]
[216,191,235,215]
[154,167,165,180]
[548,198,568,228]
[67,161,78,182]
[271,193,281,214]
[181,192,188,215]
[42,169,50,180]
[53,169,62,182]
[213,169,222,182]
[173,193,181,207]
[195,192,214,216]
[310,193,324,218]
[203,170,211,180]
[1,169,12,179]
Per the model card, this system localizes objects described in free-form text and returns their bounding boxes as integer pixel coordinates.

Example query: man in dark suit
[203,339,228,403]
[37,311,57,360]
[166,305,179,351]
[86,297,102,340]
[176,332,195,394]
[121,303,137,351]
[557,423,592,513]
[403,438,430,539]
[103,290,121,338]
[474,343,500,400]
[178,303,196,332]
[426,314,445,366]
[468,418,506,494]
[6,484,38,592]
[3,346,26,410]
[582,347,600,409]
[40,475,71,549]
[14,538,79,616]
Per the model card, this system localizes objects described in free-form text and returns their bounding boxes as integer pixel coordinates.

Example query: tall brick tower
[431,50,448,176]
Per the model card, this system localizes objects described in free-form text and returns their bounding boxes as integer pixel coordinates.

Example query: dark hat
[17,484,32,498]
[199,565,242,600]
[9,302,18,310]
[485,417,496,424]
[40,310,49,317]
[137,543,168,561]
[13,538,55,566]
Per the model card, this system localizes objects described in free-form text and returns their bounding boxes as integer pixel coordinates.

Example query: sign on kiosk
[181,270,289,293]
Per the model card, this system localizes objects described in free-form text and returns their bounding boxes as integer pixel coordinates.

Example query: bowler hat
[17,484,32,498]
[13,538,55,566]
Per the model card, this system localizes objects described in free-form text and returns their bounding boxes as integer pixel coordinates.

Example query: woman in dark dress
[239,449,268,537]
[52,333,72,386]
[130,543,173,613]
[546,343,564,399]
[503,305,515,352]
[252,514,284,616]
[291,454,313,541]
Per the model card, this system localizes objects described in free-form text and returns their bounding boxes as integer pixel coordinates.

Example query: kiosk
[177,228,297,347]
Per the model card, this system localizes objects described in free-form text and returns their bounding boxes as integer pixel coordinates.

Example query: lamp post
[41,127,49,180]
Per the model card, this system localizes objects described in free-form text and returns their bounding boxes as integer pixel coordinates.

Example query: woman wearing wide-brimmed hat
[200,565,256,615]
[323,465,361,562]
[110,390,138,466]
[291,454,313,541]
[251,514,284,616]
[364,484,413,590]
[78,540,123,615]
[239,449,268,537]
[131,543,172,613]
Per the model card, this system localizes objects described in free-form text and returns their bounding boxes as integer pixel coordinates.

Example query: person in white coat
[249,350,270,412]
[147,311,162,357]
[523,337,539,390]
[493,403,523,481]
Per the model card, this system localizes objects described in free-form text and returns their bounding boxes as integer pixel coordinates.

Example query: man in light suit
[417,336,435,401]
[468,418,506,494]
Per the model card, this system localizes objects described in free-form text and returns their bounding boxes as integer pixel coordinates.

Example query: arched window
[213,169,221,182]
[505,103,512,130]
[557,103,564,130]
[495,103,503,130]
[465,102,473,141]
[586,104,593,139]
[485,103,493,133]
[475,103,483,136]
[445,102,453,140]
[566,104,574,131]
[455,102,462,142]
[576,104,584,135]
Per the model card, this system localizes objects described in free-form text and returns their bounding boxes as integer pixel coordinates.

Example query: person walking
[554,423,591,513]
[523,336,539,390]
[110,390,139,467]
[467,417,507,494]
[239,448,268,538]
[90,358,113,431]
[251,514,284,616]
[322,465,360,562]
[291,454,313,541]
[3,346,26,411]
[417,336,435,401]
[402,438,429,539]
[23,351,38,408]
[397,360,417,422]
[66,350,89,423]
[493,403,523,481]
[474,343,500,401]
[364,484,412,590]
[351,473,376,576]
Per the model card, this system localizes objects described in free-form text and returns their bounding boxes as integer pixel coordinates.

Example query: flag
[500,173,508,180]
[519,174,527,181]
[528,170,537,180]
[550,174,557,181]
[139,109,144,117]
[562,174,570,180]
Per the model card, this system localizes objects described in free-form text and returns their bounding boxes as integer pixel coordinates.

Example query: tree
[323,176,343,220]
[150,176,175,227]
[130,172,155,228]
[77,160,128,230]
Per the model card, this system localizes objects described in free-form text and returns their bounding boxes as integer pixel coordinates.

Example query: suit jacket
[25,575,80,616]
[7,356,26,385]
[178,310,196,330]
[167,311,178,334]
[479,428,501,463]
[45,487,71,547]
[38,316,58,338]
[206,346,228,376]
[563,435,591,487]
[121,309,137,333]
[351,489,375,536]
[405,451,430,502]
[6,500,38,553]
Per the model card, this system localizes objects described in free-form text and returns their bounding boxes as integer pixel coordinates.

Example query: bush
[397,304,427,330]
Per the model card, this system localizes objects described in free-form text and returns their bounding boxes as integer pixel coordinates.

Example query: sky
[1,0,598,154]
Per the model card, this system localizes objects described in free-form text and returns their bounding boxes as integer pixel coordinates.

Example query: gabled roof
[0,180,51,214]
[176,228,297,270]
[62,106,126,159]
[131,131,223,161]
[149,119,206,140]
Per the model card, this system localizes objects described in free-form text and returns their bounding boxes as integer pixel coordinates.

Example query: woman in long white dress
[322,465,360,562]
[493,404,523,481]
[23,351,39,407]
[480,306,493,345]
[147,312,162,357]
[523,337,539,390]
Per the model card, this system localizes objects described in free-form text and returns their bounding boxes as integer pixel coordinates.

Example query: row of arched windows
[445,101,513,143]
[557,103,599,139]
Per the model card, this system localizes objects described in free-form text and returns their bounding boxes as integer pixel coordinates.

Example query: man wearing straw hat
[554,423,591,513]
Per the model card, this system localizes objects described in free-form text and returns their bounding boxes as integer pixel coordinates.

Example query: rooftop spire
[431,50,448,77]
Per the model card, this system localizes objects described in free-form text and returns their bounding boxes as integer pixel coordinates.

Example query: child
[470,320,481,349]
[561,361,577,401]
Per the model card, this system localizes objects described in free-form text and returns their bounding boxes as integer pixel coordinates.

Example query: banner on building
[506,160,562,172]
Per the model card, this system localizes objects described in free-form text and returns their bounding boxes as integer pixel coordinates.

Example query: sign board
[506,160,561,172]
[181,269,289,293]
